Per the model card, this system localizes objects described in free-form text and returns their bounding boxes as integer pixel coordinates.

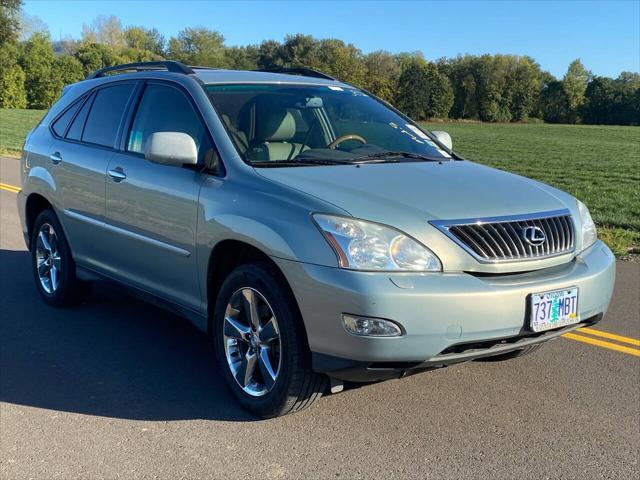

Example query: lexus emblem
[522,226,546,246]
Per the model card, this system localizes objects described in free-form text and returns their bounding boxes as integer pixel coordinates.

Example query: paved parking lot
[1,156,638,479]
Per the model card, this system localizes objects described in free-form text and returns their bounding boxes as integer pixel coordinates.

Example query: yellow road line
[563,332,640,357]
[577,327,640,347]
[0,182,21,193]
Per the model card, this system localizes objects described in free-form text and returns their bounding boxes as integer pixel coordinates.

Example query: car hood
[255,160,569,222]
[255,160,580,273]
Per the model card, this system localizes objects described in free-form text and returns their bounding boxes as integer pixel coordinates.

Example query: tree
[0,0,22,45]
[363,51,401,103]
[538,80,570,123]
[439,54,544,122]
[508,56,542,121]
[255,35,367,84]
[629,88,640,126]
[395,57,453,119]
[81,15,125,48]
[167,27,226,67]
[54,54,84,87]
[0,41,26,108]
[118,46,163,63]
[530,70,557,119]
[562,59,590,122]
[224,45,259,70]
[581,75,640,125]
[278,34,318,67]
[18,32,59,108]
[309,38,365,85]
[0,63,26,107]
[124,26,165,55]
[615,72,640,125]
[395,58,431,119]
[74,41,122,75]
[256,39,283,69]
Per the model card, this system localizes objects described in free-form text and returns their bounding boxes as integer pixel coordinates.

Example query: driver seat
[241,97,308,161]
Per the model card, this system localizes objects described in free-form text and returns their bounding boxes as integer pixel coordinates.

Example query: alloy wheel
[35,223,62,294]
[223,287,282,397]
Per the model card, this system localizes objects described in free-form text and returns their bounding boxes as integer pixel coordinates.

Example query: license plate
[530,287,579,332]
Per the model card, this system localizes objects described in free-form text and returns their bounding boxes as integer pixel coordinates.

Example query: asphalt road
[1,156,638,479]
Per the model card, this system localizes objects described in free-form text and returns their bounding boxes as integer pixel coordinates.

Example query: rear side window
[127,84,212,162]
[51,100,82,137]
[82,84,135,148]
[66,93,94,141]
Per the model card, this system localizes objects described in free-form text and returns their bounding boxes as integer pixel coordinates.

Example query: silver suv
[18,61,615,417]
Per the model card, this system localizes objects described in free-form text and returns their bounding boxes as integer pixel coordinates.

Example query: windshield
[206,84,452,166]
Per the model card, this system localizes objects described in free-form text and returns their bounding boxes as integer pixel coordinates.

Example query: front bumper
[275,240,615,378]
[16,191,29,249]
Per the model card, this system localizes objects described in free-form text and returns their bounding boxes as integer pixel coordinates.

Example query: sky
[23,0,640,78]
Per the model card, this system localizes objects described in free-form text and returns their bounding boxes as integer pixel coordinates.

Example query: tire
[213,262,327,418]
[30,209,88,306]
[475,343,544,362]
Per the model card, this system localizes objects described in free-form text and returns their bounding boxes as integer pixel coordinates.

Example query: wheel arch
[25,193,55,249]
[205,239,309,342]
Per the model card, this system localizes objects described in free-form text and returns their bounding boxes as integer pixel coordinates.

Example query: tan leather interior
[239,96,308,161]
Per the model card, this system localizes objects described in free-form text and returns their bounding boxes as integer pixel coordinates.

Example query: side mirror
[431,130,452,151]
[144,132,198,166]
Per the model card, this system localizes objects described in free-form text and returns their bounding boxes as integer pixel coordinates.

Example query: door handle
[49,152,62,165]
[108,168,127,182]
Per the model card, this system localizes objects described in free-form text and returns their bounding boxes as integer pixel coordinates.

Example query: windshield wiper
[251,157,353,167]
[353,151,446,163]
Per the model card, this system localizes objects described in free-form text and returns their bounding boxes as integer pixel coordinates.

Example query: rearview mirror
[144,132,198,166]
[431,130,452,151]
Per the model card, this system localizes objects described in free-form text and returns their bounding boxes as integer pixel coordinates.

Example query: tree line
[1,5,638,125]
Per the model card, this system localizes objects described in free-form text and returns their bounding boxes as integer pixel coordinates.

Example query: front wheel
[213,262,327,418]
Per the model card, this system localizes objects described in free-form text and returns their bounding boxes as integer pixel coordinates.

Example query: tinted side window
[52,100,82,137]
[127,84,212,163]
[82,84,135,148]
[66,93,94,141]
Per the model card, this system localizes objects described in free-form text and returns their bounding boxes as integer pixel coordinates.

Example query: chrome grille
[431,209,575,263]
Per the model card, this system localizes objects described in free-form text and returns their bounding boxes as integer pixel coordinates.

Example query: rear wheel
[30,209,89,306]
[475,343,544,362]
[213,262,327,418]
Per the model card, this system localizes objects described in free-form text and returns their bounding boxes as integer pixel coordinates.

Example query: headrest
[220,113,232,127]
[256,109,296,142]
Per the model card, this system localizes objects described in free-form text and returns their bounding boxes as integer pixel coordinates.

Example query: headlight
[577,200,597,249]
[313,214,442,271]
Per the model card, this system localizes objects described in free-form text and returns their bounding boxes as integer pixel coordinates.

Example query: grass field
[0,108,45,156]
[0,109,637,254]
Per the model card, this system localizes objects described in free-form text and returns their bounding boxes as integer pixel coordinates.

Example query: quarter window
[127,84,212,163]
[52,100,82,137]
[82,84,135,148]
[66,94,94,141]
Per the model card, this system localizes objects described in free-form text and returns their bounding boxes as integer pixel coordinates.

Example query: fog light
[342,314,403,337]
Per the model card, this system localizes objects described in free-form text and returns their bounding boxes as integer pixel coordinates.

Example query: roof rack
[187,65,221,71]
[254,67,337,81]
[86,61,194,80]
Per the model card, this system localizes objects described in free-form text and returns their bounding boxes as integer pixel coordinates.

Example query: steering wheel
[327,134,367,150]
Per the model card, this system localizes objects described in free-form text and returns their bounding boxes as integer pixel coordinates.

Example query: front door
[103,82,215,312]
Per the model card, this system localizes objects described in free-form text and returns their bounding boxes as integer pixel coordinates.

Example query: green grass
[0,109,637,254]
[0,108,46,157]
[423,121,640,256]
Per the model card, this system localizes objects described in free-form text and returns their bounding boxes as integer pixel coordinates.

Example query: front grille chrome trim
[430,209,575,264]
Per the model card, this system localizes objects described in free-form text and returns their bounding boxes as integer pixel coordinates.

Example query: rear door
[103,81,216,311]
[48,82,136,267]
